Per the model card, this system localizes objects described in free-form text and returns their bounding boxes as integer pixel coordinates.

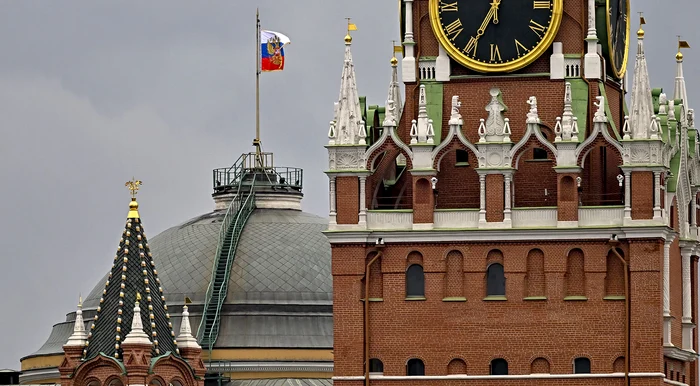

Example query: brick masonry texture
[331,1,700,384]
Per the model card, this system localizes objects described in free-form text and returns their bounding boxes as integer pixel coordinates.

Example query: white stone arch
[432,124,481,171]
[509,122,558,169]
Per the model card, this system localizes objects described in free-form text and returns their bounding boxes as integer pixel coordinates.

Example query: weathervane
[125,177,143,199]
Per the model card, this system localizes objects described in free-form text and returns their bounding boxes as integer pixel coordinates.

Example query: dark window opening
[406,264,425,298]
[533,148,548,160]
[487,263,506,296]
[456,149,469,165]
[574,357,591,374]
[407,358,425,376]
[369,358,384,373]
[490,358,508,375]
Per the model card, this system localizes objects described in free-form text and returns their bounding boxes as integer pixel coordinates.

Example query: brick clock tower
[326,0,700,385]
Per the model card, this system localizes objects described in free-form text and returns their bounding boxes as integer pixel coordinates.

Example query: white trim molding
[333,372,665,381]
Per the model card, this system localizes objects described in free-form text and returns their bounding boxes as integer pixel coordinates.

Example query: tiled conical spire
[83,179,178,360]
[629,19,654,140]
[333,32,363,146]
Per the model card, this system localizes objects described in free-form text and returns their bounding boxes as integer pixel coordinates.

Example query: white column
[681,248,695,351]
[329,176,337,225]
[663,238,673,346]
[479,173,487,224]
[358,176,367,227]
[584,0,601,79]
[691,189,698,237]
[503,173,512,225]
[435,41,450,82]
[402,0,417,83]
[654,171,662,220]
[624,171,632,219]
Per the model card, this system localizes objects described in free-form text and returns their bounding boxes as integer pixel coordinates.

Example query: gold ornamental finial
[391,40,400,65]
[677,37,690,61]
[78,294,83,308]
[136,292,142,302]
[345,18,357,44]
[125,178,142,219]
[637,13,645,39]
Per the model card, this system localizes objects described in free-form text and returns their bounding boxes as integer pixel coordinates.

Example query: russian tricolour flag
[261,30,291,72]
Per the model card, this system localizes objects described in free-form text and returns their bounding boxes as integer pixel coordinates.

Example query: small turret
[629,15,654,140]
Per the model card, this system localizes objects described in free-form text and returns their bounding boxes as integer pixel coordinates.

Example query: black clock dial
[607,0,630,77]
[436,0,556,68]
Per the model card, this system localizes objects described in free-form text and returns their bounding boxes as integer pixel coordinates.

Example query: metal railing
[212,152,303,192]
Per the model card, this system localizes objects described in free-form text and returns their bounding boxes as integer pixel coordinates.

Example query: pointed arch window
[406,264,425,298]
[407,358,425,376]
[486,263,505,296]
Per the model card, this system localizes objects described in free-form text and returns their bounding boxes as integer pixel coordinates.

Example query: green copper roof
[569,79,588,142]
[423,82,443,144]
[598,83,622,140]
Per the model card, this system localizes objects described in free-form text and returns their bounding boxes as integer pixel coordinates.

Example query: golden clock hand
[492,0,501,25]
[477,6,497,36]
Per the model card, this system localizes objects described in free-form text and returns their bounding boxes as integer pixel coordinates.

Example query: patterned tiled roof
[83,208,178,360]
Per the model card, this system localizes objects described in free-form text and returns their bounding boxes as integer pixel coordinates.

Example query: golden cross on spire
[125,177,142,199]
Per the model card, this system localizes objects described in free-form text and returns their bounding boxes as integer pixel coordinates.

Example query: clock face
[606,0,630,78]
[429,0,563,73]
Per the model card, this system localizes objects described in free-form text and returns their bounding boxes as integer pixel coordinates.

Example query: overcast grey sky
[0,0,697,370]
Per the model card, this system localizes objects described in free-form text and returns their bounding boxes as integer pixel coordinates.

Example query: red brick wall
[337,176,359,224]
[631,171,654,220]
[486,174,504,222]
[332,241,665,378]
[436,150,480,209]
[414,176,435,223]
[557,174,579,221]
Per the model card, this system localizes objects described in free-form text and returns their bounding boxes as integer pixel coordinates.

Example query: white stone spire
[388,57,403,121]
[675,45,689,108]
[331,36,363,146]
[415,85,429,143]
[629,24,654,140]
[176,304,200,349]
[65,296,87,347]
[123,295,151,346]
[561,82,575,141]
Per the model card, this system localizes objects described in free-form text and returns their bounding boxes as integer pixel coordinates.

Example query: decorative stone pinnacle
[176,304,201,350]
[383,99,397,127]
[122,296,151,346]
[485,88,507,140]
[65,295,88,347]
[629,21,654,140]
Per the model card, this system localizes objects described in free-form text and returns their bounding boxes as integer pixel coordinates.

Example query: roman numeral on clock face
[490,44,502,62]
[444,18,463,40]
[533,1,550,9]
[529,20,546,39]
[439,1,458,11]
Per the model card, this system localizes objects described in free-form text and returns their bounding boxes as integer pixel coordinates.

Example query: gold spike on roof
[125,178,142,219]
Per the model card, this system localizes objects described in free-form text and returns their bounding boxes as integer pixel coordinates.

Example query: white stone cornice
[664,345,698,362]
[333,373,665,381]
[324,227,671,244]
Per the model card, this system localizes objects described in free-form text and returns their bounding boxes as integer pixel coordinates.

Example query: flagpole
[255,8,262,160]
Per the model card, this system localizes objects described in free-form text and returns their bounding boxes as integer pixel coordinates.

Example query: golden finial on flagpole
[637,12,645,38]
[677,36,690,61]
[345,18,357,43]
[391,40,399,65]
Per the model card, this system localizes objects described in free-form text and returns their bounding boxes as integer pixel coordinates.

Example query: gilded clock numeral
[444,19,464,40]
[533,1,550,9]
[490,44,502,62]
[464,36,478,57]
[515,39,530,56]
[529,20,546,39]
[439,1,458,12]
